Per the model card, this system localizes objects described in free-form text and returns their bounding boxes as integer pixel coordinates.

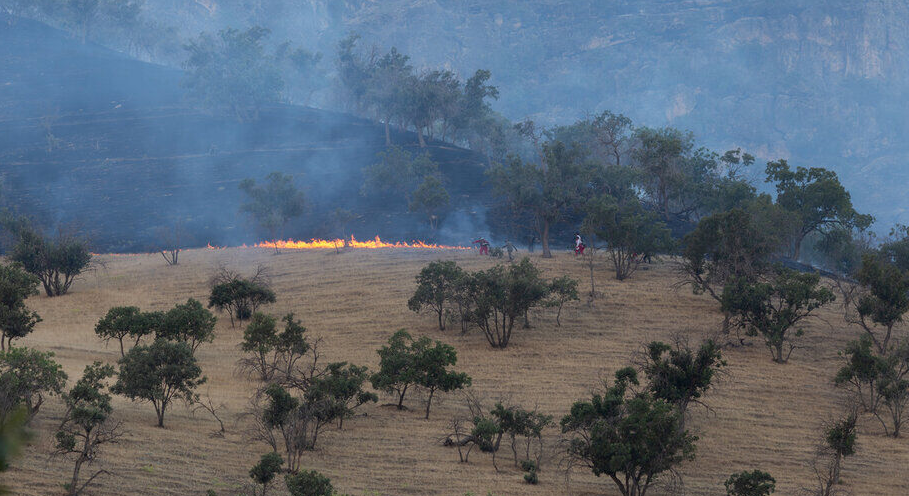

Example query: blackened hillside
[0,14,490,252]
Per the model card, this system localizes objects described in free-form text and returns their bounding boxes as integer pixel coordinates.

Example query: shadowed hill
[0,14,491,253]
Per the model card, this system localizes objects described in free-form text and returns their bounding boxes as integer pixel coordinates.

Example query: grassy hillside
[8,248,908,495]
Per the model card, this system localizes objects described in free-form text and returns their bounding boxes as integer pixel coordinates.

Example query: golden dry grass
[5,247,909,495]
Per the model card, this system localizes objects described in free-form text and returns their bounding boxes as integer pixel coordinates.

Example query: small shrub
[724,470,776,496]
[208,267,276,326]
[285,469,333,496]
[250,452,283,496]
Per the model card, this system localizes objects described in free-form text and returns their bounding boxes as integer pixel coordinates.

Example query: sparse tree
[208,266,276,326]
[546,275,579,326]
[0,346,67,423]
[722,267,835,363]
[835,335,889,414]
[0,262,41,350]
[112,339,206,427]
[808,411,857,496]
[407,260,465,331]
[54,362,121,496]
[240,312,311,383]
[239,172,306,254]
[847,253,909,354]
[561,367,696,496]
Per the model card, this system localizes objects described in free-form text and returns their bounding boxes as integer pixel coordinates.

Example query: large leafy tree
[765,160,872,260]
[239,172,306,254]
[112,339,206,427]
[0,263,41,350]
[561,367,697,496]
[488,141,593,257]
[722,267,835,363]
[182,26,283,122]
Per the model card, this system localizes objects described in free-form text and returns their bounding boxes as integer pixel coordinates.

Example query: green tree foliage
[836,336,909,437]
[407,260,465,331]
[881,225,909,272]
[0,347,67,423]
[239,172,306,254]
[722,267,835,363]
[112,339,206,427]
[259,381,343,471]
[640,340,725,424]
[765,160,872,260]
[94,306,158,357]
[488,141,592,257]
[409,174,450,232]
[208,267,276,326]
[546,275,579,326]
[308,362,377,429]
[9,226,91,297]
[811,412,857,496]
[548,111,635,166]
[403,69,461,147]
[463,259,551,348]
[362,146,441,207]
[582,196,672,280]
[249,451,283,496]
[241,313,311,382]
[489,403,553,469]
[631,127,719,222]
[561,367,697,496]
[156,298,216,354]
[0,263,41,350]
[367,47,413,145]
[0,405,29,494]
[182,26,283,122]
[850,254,909,353]
[54,362,120,496]
[370,330,470,416]
[724,470,776,496]
[680,201,793,332]
[284,469,333,496]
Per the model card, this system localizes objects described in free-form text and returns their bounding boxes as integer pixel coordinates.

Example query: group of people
[471,233,586,259]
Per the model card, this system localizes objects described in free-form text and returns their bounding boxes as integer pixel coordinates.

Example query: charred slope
[0,14,490,252]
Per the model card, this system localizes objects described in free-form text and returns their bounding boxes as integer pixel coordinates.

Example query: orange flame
[250,236,470,250]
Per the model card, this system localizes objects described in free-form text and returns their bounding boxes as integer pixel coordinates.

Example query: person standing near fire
[574,233,585,255]
[473,237,490,255]
[503,240,517,261]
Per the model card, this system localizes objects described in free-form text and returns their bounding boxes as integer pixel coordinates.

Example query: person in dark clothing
[503,240,517,261]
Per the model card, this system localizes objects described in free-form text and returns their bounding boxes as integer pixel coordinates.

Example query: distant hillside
[0,14,490,252]
[140,0,909,227]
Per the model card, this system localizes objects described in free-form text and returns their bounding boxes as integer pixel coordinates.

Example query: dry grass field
[5,247,909,495]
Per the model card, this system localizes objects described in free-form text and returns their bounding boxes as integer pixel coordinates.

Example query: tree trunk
[425,390,434,419]
[438,309,445,331]
[541,222,552,258]
[417,127,427,148]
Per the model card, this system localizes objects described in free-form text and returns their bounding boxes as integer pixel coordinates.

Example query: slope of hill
[141,0,909,227]
[0,14,490,252]
[10,247,909,495]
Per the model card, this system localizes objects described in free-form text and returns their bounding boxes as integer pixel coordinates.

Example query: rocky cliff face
[123,1,909,225]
